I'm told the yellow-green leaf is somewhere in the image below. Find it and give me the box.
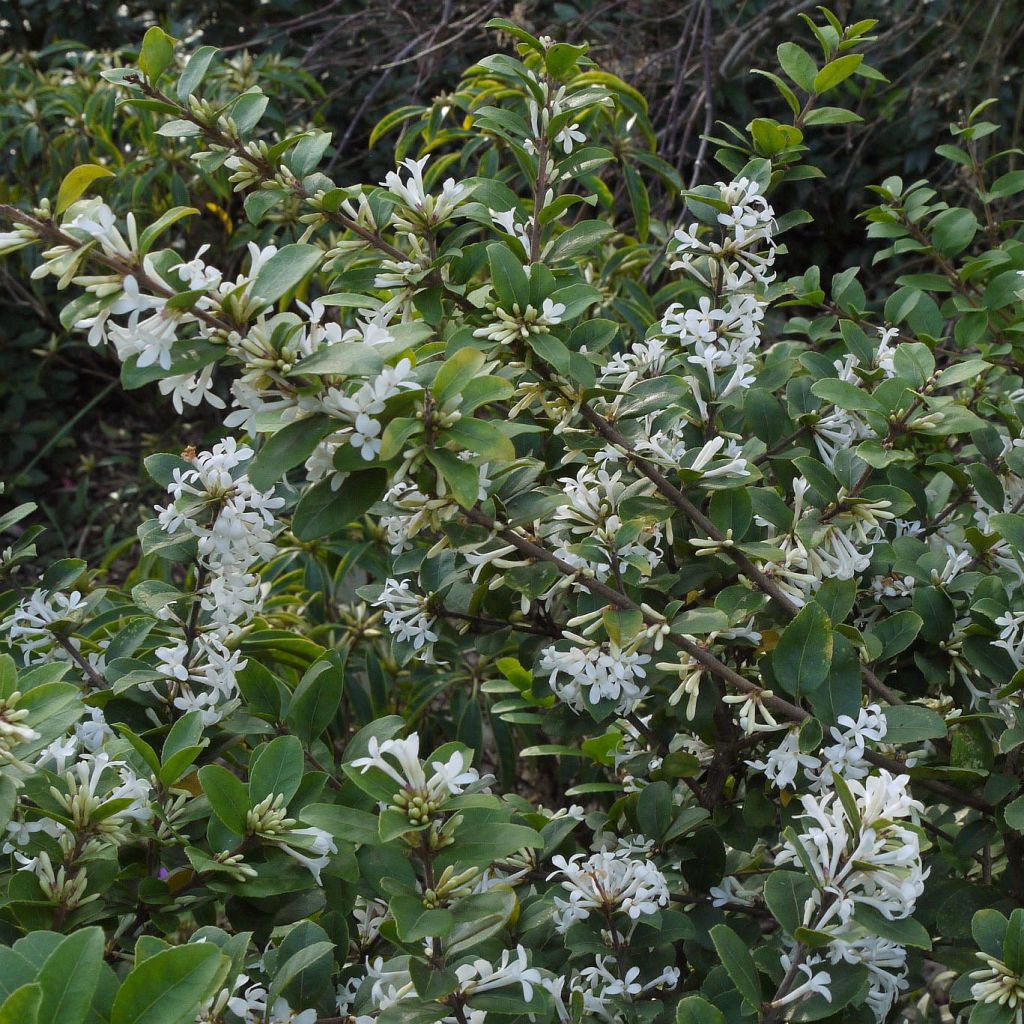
[57,165,115,215]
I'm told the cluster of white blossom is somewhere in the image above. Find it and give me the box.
[545,958,680,1024]
[152,438,283,724]
[545,466,662,583]
[548,848,670,932]
[0,588,91,667]
[372,578,439,662]
[753,476,896,608]
[747,704,889,791]
[343,943,542,1024]
[539,641,651,716]
[7,747,153,906]
[775,770,927,1022]
[196,969,316,1023]
[351,733,481,808]
[309,357,420,481]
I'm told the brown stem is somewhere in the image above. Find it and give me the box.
[0,205,235,336]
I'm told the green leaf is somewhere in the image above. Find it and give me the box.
[446,889,517,955]
[852,904,931,950]
[267,942,335,1007]
[709,924,762,1010]
[812,54,862,93]
[831,773,862,833]
[869,610,922,660]
[434,819,544,870]
[434,347,486,404]
[390,895,454,941]
[248,414,336,491]
[444,419,515,461]
[287,648,346,743]
[773,602,832,697]
[636,780,673,840]
[973,909,1009,957]
[545,42,587,77]
[251,243,322,304]
[135,206,200,255]
[777,42,817,92]
[36,927,104,1024]
[992,513,1024,552]
[176,45,218,100]
[1004,795,1024,832]
[110,944,224,1024]
[813,578,856,625]
[487,243,529,309]
[249,735,304,806]
[929,207,978,257]
[811,377,883,415]
[57,164,115,215]
[969,998,1016,1024]
[802,106,863,125]
[292,469,387,540]
[676,996,725,1024]
[292,342,384,378]
[197,764,249,835]
[0,984,42,1024]
[708,488,753,540]
[138,26,177,82]
[792,963,868,1021]
[881,705,946,743]
[426,449,480,508]
[623,163,650,241]
[764,871,814,937]
[0,502,37,534]
[546,221,614,262]
[301,804,381,846]
[369,104,425,148]
[0,947,32,1004]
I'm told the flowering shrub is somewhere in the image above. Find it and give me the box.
[2,10,1024,1023]
[0,43,323,547]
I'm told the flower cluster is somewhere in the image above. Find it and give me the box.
[776,770,927,1021]
[548,849,670,932]
[539,642,651,716]
[152,438,283,724]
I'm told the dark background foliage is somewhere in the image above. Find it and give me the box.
[2,0,1022,563]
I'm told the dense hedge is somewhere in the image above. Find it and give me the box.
[3,6,1024,1023]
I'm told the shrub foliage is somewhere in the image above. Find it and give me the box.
[2,10,1024,1024]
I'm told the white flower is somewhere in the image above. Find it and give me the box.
[747,729,821,790]
[158,365,225,413]
[547,849,669,931]
[709,875,759,909]
[455,946,542,1003]
[770,955,831,1009]
[723,690,785,735]
[555,123,586,153]
[0,589,89,664]
[540,642,651,716]
[810,704,887,791]
[373,578,439,657]
[381,155,469,230]
[350,732,479,804]
[350,413,382,460]
[775,767,927,1021]
[273,826,337,885]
